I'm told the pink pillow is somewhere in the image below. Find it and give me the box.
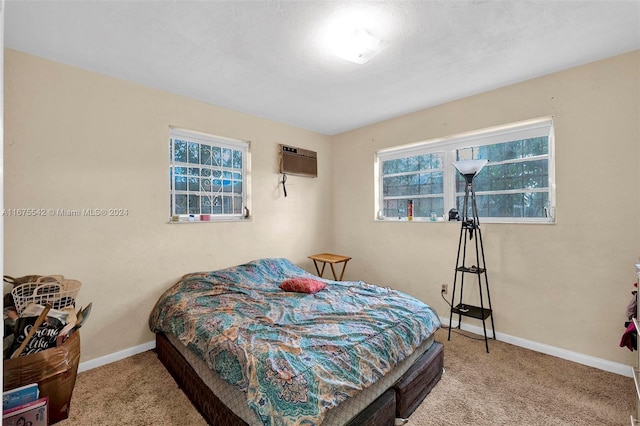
[280,278,326,294]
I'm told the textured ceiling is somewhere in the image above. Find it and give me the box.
[5,1,640,135]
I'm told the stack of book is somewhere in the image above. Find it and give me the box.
[2,383,48,426]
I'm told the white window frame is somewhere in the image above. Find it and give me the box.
[375,117,555,224]
[169,127,250,223]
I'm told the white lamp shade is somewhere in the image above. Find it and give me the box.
[452,159,488,176]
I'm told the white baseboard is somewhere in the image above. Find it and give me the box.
[441,316,633,377]
[79,323,633,378]
[78,340,156,373]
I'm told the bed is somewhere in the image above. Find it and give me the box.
[149,258,443,425]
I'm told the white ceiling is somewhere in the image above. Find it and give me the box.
[5,1,640,135]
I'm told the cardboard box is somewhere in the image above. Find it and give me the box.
[3,332,80,424]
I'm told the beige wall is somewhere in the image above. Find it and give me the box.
[4,49,333,361]
[331,50,640,365]
[4,48,640,368]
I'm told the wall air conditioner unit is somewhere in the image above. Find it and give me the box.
[278,144,317,177]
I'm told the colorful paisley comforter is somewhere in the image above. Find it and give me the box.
[149,258,440,425]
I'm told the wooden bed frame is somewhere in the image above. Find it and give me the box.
[155,332,444,425]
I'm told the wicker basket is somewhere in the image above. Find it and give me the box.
[11,278,81,315]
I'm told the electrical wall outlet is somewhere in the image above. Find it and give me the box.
[441,283,448,294]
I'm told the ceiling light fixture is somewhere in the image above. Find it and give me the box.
[334,28,381,64]
[318,7,386,65]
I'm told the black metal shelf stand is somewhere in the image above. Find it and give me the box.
[447,167,496,353]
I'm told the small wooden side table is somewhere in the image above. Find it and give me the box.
[308,253,352,281]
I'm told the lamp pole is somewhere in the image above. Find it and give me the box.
[448,160,495,352]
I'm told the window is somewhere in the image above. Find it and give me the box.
[169,128,249,222]
[375,117,555,223]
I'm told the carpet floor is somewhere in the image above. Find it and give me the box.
[58,328,635,425]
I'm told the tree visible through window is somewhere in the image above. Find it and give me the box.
[169,128,249,222]
[376,118,554,223]
[458,137,549,219]
[381,153,445,219]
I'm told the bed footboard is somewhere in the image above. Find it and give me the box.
[393,341,444,418]
[345,389,396,426]
[155,332,443,425]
